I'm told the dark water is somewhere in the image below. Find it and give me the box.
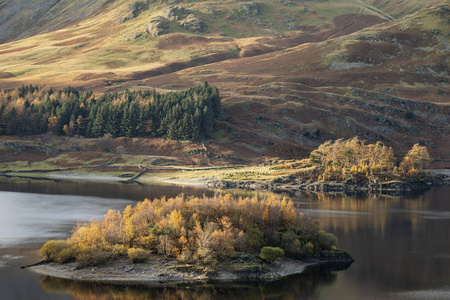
[0,179,449,299]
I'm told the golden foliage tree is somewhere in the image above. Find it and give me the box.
[400,143,432,173]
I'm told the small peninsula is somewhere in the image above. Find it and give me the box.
[28,194,353,284]
[2,136,446,197]
[206,137,444,195]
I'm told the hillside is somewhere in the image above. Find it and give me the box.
[0,0,448,165]
[0,0,113,44]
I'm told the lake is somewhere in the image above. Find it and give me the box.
[0,179,449,299]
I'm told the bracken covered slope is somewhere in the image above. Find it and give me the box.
[129,4,449,162]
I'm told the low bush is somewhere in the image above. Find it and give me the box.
[75,248,111,268]
[39,240,72,262]
[110,244,129,257]
[303,241,314,256]
[55,248,75,263]
[128,248,150,263]
[259,247,284,263]
[318,230,338,250]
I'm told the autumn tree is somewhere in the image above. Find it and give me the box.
[400,143,432,173]
[310,137,397,180]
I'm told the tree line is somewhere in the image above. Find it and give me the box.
[0,83,222,140]
[309,137,432,180]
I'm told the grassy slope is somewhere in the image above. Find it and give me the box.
[0,0,117,43]
[0,0,441,86]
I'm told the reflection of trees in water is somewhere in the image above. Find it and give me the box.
[306,186,450,290]
[39,267,340,300]
[288,191,433,235]
[0,179,214,202]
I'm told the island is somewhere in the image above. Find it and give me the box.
[27,194,353,285]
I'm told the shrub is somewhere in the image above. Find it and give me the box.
[318,231,338,250]
[39,240,71,262]
[281,230,301,256]
[404,111,414,120]
[304,241,314,256]
[110,244,128,257]
[55,248,75,263]
[128,248,150,263]
[75,248,111,268]
[259,247,284,263]
[246,226,264,250]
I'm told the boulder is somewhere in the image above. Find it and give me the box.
[162,6,191,21]
[148,17,170,36]
[239,2,261,16]
[119,1,150,23]
[179,14,205,33]
[158,0,180,4]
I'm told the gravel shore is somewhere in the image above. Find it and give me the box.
[29,258,314,286]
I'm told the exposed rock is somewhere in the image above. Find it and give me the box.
[148,17,170,36]
[206,175,446,196]
[299,180,433,195]
[179,14,205,33]
[239,2,261,16]
[162,6,191,21]
[119,1,150,23]
[330,61,375,70]
[158,0,180,4]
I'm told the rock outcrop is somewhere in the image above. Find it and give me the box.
[148,17,170,36]
[206,176,446,196]
[162,6,191,21]
[179,14,205,33]
[239,2,261,16]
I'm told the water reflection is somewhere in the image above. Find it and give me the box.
[290,190,449,236]
[0,178,215,201]
[38,266,340,300]
[293,187,450,294]
[1,179,449,299]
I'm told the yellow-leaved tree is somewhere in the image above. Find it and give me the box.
[400,144,432,173]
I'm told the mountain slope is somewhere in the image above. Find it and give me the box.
[0,0,395,89]
[0,0,115,43]
[127,4,449,162]
[0,0,448,163]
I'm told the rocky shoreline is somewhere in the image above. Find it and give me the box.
[2,167,448,196]
[206,171,449,196]
[28,252,353,287]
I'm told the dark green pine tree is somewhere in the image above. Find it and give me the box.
[121,103,138,137]
[55,101,73,135]
[104,104,121,137]
[85,105,98,137]
[210,85,222,119]
[0,106,5,135]
[202,106,215,138]
[92,106,107,137]
[192,107,202,140]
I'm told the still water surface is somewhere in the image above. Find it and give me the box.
[0,179,449,299]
